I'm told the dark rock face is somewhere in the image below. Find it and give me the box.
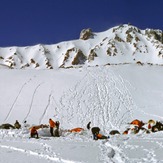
[145,29,163,43]
[72,49,86,65]
[88,49,97,62]
[60,48,86,68]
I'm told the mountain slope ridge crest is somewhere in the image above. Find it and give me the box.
[0,24,163,69]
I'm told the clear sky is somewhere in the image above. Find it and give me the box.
[0,0,163,47]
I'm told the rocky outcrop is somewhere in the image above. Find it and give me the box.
[115,35,124,42]
[88,49,97,62]
[60,48,86,67]
[126,33,133,42]
[79,28,94,40]
[63,48,75,63]
[72,49,86,65]
[145,29,163,43]
[1,24,163,69]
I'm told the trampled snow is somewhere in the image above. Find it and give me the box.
[1,24,163,162]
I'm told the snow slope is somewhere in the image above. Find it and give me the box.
[1,65,163,162]
[1,24,163,162]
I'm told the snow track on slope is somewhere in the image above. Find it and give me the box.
[108,133,163,163]
[58,67,135,131]
[2,67,135,131]
[39,93,52,124]
[0,130,103,163]
[4,78,32,122]
[0,143,78,163]
[23,83,44,121]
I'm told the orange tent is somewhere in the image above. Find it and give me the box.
[130,119,144,128]
[69,128,84,132]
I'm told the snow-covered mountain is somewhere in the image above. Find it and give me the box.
[1,25,163,163]
[1,24,163,69]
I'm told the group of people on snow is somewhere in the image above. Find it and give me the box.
[0,118,163,140]
[0,119,108,140]
[110,119,163,136]
[29,120,109,140]
[30,119,60,138]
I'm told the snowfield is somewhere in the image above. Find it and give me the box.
[1,64,163,162]
[1,24,163,163]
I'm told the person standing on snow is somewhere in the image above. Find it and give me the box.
[14,120,21,129]
[49,118,56,136]
[54,121,60,137]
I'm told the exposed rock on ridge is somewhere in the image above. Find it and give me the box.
[0,24,163,69]
[79,28,94,40]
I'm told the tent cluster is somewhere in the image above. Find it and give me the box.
[109,119,163,136]
[122,119,163,135]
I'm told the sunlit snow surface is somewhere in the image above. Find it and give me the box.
[0,65,163,162]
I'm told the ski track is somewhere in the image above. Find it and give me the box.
[4,78,32,122]
[88,69,134,130]
[57,67,135,133]
[51,96,61,118]
[1,67,141,162]
[54,67,138,162]
[39,93,52,124]
[0,141,79,163]
[106,133,163,163]
[1,132,163,163]
[0,128,121,163]
[138,108,163,120]
[59,72,90,127]
[24,83,44,121]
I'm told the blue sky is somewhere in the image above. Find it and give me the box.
[0,0,163,47]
